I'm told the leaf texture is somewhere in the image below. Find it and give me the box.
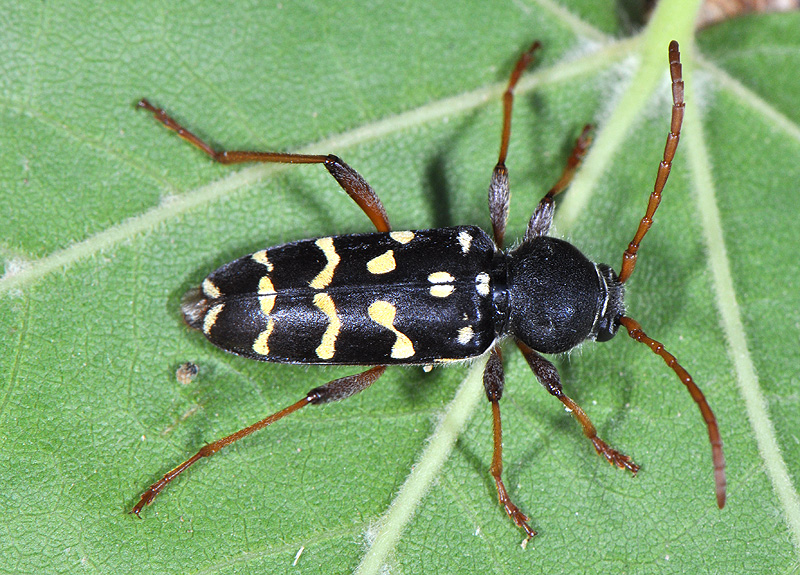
[1,2,799,573]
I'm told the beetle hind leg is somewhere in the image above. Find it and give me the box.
[137,99,391,232]
[131,366,387,516]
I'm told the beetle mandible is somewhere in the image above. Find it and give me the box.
[132,41,726,540]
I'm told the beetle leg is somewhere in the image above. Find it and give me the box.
[137,99,391,232]
[524,125,592,240]
[516,342,639,474]
[483,347,537,541]
[488,41,541,249]
[131,365,386,516]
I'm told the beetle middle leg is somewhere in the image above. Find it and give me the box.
[488,42,594,249]
[488,41,541,249]
[137,99,391,232]
[483,347,537,540]
[131,365,386,515]
[517,342,640,474]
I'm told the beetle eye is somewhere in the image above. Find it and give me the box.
[593,263,624,343]
[595,314,620,342]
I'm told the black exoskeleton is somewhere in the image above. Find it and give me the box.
[132,41,725,542]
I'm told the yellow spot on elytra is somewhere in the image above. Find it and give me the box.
[252,320,274,355]
[202,279,221,299]
[367,250,396,275]
[313,293,340,360]
[309,237,340,289]
[257,276,276,314]
[429,284,454,298]
[457,231,472,254]
[203,303,225,335]
[368,300,414,359]
[428,271,454,284]
[457,326,474,344]
[259,294,276,315]
[428,271,455,297]
[390,231,415,244]
[475,272,490,296]
[252,250,273,270]
[258,276,276,295]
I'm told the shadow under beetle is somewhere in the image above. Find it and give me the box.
[132,41,726,540]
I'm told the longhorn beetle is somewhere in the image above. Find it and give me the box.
[132,41,726,540]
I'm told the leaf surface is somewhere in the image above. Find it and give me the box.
[2,2,799,573]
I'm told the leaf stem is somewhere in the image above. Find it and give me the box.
[557,0,703,232]
[355,355,488,575]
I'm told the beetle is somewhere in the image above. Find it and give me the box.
[131,41,726,540]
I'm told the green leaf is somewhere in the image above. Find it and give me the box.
[2,2,799,573]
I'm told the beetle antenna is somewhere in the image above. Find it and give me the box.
[618,316,726,508]
[618,41,684,284]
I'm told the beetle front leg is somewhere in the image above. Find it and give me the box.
[524,125,592,240]
[484,347,537,541]
[516,342,639,474]
[137,99,391,232]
